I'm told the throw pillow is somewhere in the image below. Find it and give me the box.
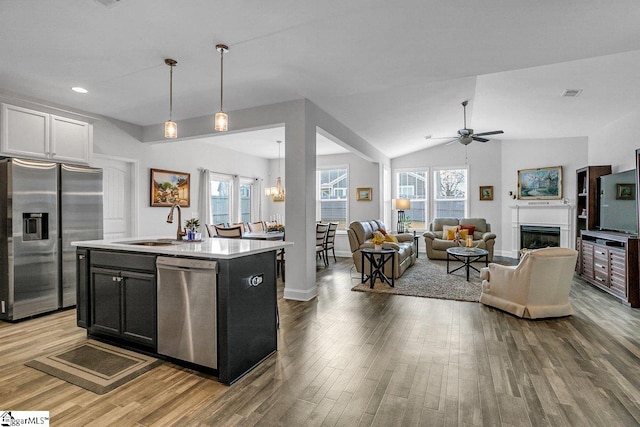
[460,224,476,236]
[384,234,398,243]
[442,225,459,240]
[444,226,468,240]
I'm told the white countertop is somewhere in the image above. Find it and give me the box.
[72,236,293,260]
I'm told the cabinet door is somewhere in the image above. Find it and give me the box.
[581,241,595,280]
[76,249,90,328]
[121,271,156,347]
[1,104,49,159]
[609,249,627,297]
[50,115,91,164]
[90,267,122,337]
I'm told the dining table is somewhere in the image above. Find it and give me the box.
[243,231,285,241]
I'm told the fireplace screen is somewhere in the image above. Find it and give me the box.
[520,225,560,250]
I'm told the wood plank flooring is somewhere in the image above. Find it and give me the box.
[2,258,640,426]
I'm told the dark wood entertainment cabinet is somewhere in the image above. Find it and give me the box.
[578,229,639,307]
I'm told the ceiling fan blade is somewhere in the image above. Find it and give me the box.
[472,136,490,143]
[474,130,503,137]
[428,136,458,139]
[444,138,459,145]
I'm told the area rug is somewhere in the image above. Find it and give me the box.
[351,258,492,302]
[25,340,161,394]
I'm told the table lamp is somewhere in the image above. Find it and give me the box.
[394,198,411,233]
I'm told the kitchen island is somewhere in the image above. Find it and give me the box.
[73,236,292,385]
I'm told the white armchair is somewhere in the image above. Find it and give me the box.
[479,247,578,319]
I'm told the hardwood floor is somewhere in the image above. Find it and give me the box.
[2,258,640,426]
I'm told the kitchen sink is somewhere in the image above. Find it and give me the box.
[117,239,185,246]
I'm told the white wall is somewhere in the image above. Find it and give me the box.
[392,139,502,235]
[92,120,269,237]
[589,108,640,172]
[500,137,588,254]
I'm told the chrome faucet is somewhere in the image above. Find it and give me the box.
[166,203,186,241]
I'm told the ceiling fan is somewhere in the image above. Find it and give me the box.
[428,100,504,146]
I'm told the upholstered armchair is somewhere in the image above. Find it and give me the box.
[479,247,578,319]
[423,217,496,261]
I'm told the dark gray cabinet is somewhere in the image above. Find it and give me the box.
[88,251,157,348]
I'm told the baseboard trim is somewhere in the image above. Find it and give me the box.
[283,287,318,301]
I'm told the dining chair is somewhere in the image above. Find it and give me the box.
[229,222,246,234]
[315,222,330,266]
[206,223,227,237]
[323,222,339,263]
[248,221,265,232]
[214,225,243,238]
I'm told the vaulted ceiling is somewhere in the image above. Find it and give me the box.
[2,0,639,159]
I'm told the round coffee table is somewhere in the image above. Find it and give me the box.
[446,247,489,281]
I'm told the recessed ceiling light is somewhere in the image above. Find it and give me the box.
[72,87,88,94]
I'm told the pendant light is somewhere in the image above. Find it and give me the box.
[164,58,178,139]
[215,43,229,132]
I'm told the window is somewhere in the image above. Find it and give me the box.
[210,174,233,224]
[239,179,253,223]
[396,170,427,229]
[433,167,467,218]
[317,167,348,228]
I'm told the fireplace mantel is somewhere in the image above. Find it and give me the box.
[509,203,575,257]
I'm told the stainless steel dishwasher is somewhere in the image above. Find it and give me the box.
[156,257,218,369]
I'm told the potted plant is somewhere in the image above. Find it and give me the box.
[184,218,201,240]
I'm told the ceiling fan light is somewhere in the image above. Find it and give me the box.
[164,120,177,139]
[214,112,228,132]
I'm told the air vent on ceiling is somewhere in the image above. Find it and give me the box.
[94,0,123,7]
[562,89,582,97]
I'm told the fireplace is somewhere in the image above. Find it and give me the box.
[520,225,560,250]
[510,204,573,257]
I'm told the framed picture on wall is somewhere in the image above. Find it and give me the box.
[150,168,190,207]
[517,166,562,200]
[616,183,635,200]
[356,187,372,201]
[479,186,494,201]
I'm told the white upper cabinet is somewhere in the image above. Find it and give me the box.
[1,103,92,164]
[50,115,92,163]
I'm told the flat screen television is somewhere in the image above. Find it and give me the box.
[599,169,638,235]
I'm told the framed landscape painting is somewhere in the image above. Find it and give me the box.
[479,186,494,201]
[356,187,372,201]
[518,166,562,200]
[150,168,190,207]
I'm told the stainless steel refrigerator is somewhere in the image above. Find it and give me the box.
[0,158,103,321]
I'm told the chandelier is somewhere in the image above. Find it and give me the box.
[265,140,285,201]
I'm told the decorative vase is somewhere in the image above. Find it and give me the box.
[374,244,382,251]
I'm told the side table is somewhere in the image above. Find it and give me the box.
[361,248,395,288]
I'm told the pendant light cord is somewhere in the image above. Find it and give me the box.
[169,64,174,120]
[219,50,224,111]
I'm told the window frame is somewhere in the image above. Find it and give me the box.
[316,165,349,228]
[431,166,469,219]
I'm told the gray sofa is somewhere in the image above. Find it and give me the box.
[423,217,496,261]
[347,220,416,279]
